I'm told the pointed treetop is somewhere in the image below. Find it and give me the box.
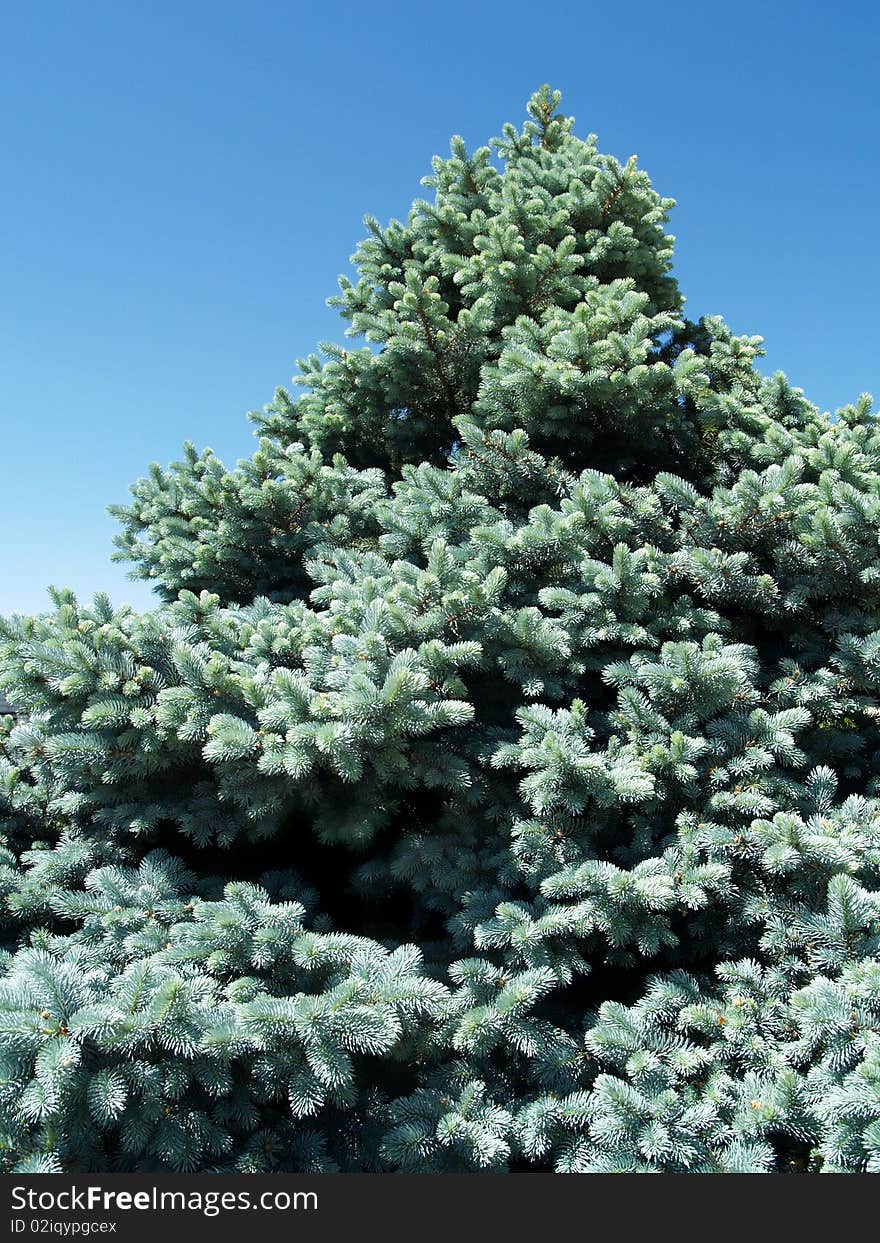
[524,84,573,150]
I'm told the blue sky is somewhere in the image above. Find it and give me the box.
[3,0,878,615]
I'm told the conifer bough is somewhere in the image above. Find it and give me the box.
[2,87,880,1174]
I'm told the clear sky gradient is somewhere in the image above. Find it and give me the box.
[3,0,878,615]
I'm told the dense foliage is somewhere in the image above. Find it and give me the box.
[2,88,880,1173]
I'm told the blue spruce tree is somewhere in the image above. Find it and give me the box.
[2,87,879,1173]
